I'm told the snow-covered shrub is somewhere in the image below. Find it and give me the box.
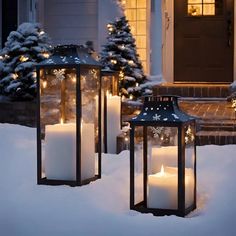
[0,23,51,100]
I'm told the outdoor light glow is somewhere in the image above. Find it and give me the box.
[39,31,45,35]
[136,83,139,87]
[129,95,133,100]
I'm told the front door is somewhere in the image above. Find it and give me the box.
[174,0,234,83]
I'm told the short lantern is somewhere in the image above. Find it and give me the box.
[129,96,196,217]
[101,69,121,153]
[36,45,102,186]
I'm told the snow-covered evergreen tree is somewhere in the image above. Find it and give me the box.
[0,23,51,100]
[100,16,152,99]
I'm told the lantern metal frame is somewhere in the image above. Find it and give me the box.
[101,69,120,153]
[129,96,196,217]
[36,45,102,186]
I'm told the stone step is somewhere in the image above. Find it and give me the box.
[196,131,236,145]
[153,83,231,98]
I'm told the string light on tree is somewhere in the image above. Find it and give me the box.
[111,59,117,65]
[0,22,51,100]
[100,16,152,99]
[20,55,29,62]
[39,30,45,35]
[42,52,50,59]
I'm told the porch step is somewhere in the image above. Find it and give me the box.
[196,131,236,145]
[153,83,231,98]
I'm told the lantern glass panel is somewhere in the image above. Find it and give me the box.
[184,124,195,208]
[102,75,119,96]
[80,67,100,179]
[40,67,77,181]
[147,126,179,210]
[134,126,144,205]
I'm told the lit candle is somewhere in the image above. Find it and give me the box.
[80,122,95,180]
[106,92,121,153]
[45,121,76,180]
[44,120,95,181]
[147,166,194,209]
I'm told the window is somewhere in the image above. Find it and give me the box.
[123,0,149,73]
[187,0,223,16]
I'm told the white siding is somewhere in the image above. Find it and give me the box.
[98,0,122,53]
[150,0,162,76]
[43,0,98,49]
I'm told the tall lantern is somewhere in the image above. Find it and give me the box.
[129,96,196,217]
[101,69,121,153]
[36,45,102,186]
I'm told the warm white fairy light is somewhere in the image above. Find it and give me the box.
[0,55,3,60]
[39,30,45,35]
[20,55,29,62]
[129,94,133,100]
[136,83,139,87]
[128,60,134,66]
[111,59,117,65]
[119,70,124,80]
[12,73,18,80]
[42,52,50,58]
[107,23,114,33]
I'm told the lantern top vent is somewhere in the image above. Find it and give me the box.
[129,96,196,124]
[37,44,101,67]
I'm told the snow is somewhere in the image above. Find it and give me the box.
[0,123,236,236]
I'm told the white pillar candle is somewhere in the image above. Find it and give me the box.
[45,123,76,180]
[151,146,177,173]
[107,93,121,154]
[44,122,95,181]
[81,122,95,181]
[147,166,194,209]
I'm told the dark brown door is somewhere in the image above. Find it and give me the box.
[174,0,234,83]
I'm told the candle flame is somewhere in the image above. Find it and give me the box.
[160,165,165,176]
[60,118,63,124]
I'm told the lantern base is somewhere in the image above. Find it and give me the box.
[131,201,196,217]
[37,175,101,187]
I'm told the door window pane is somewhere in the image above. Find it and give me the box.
[187,0,222,16]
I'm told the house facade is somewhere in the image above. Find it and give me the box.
[0,0,235,84]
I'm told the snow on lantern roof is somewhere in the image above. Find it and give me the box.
[129,96,196,124]
[37,44,101,67]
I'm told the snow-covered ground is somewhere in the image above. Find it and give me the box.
[0,123,235,236]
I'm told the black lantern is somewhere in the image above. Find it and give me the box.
[101,69,121,153]
[129,96,196,217]
[36,45,102,186]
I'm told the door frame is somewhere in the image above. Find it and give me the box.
[162,0,236,83]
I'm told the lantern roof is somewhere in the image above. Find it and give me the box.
[129,96,196,124]
[37,44,101,67]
